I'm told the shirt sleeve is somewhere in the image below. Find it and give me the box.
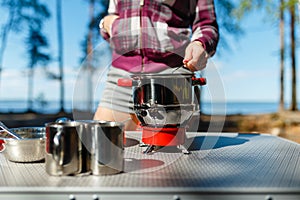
[190,0,219,56]
[108,0,118,14]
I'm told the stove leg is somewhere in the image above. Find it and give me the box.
[139,142,148,147]
[178,145,191,155]
[143,145,156,154]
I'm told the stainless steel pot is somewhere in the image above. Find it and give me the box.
[1,127,46,163]
[118,73,206,127]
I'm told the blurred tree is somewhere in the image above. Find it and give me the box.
[1,0,51,112]
[289,0,297,111]
[0,0,29,92]
[79,0,109,112]
[52,0,65,112]
[234,0,299,112]
[24,0,51,112]
[279,0,285,112]
[56,0,65,113]
[195,0,244,113]
[214,0,244,52]
[86,0,96,112]
[80,0,109,64]
[26,29,50,112]
[40,0,66,113]
[35,92,48,111]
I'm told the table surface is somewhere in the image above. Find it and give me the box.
[0,132,300,199]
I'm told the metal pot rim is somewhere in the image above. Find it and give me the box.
[11,127,45,131]
[4,137,45,143]
[9,127,46,140]
[76,120,124,128]
[45,121,83,127]
[130,73,194,79]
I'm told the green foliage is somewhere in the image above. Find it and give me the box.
[214,0,243,52]
[1,0,28,33]
[216,0,243,34]
[234,0,299,24]
[26,28,50,67]
[19,0,51,68]
[1,0,51,32]
[1,0,51,67]
[79,0,109,64]
[22,0,51,30]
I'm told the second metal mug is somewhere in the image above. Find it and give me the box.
[81,120,124,175]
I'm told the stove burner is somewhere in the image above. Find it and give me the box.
[141,126,186,146]
[139,126,190,154]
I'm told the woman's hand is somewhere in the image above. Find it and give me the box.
[183,41,208,71]
[102,14,119,36]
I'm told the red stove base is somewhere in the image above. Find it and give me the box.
[0,140,4,152]
[141,127,185,146]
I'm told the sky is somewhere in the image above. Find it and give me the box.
[0,0,299,107]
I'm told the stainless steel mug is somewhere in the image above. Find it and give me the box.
[82,120,124,175]
[45,121,91,176]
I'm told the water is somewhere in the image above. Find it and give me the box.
[0,100,74,114]
[0,100,292,115]
[201,102,283,115]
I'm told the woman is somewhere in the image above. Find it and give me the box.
[94,0,219,130]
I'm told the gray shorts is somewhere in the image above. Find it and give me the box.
[98,66,192,114]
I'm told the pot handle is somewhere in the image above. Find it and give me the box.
[117,78,139,87]
[0,139,4,152]
[53,130,64,166]
[117,78,133,87]
[192,77,206,86]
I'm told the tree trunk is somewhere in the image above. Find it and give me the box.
[56,0,65,112]
[279,0,285,112]
[87,0,95,112]
[27,66,34,112]
[0,9,16,93]
[289,3,297,111]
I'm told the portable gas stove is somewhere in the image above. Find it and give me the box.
[118,71,206,154]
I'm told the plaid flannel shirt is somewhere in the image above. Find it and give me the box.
[100,0,219,73]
